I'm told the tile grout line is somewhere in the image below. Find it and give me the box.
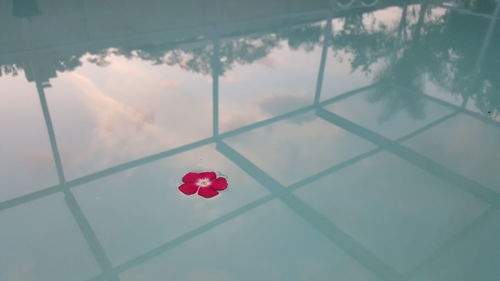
[79,100,477,280]
[398,85,500,128]
[64,190,122,281]
[35,69,122,281]
[85,144,383,280]
[0,84,375,211]
[215,141,402,281]
[316,108,500,205]
[402,205,498,280]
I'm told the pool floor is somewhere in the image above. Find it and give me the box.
[1,0,500,280]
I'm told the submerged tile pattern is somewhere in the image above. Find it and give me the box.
[1,1,500,281]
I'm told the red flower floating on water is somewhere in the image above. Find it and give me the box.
[178,172,228,198]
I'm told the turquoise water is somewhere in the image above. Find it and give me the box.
[1,0,500,280]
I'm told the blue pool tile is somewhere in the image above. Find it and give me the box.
[404,114,500,193]
[294,151,488,273]
[120,200,378,281]
[0,194,100,281]
[72,145,269,266]
[325,87,455,140]
[223,112,376,186]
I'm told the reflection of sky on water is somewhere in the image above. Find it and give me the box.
[72,145,269,265]
[295,151,487,273]
[224,112,376,186]
[404,114,500,192]
[220,45,321,132]
[120,200,379,281]
[0,74,58,200]
[0,194,100,281]
[45,53,213,179]
[1,1,500,281]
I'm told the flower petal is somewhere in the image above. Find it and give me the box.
[178,183,199,195]
[198,187,219,198]
[211,177,228,191]
[182,172,201,183]
[199,172,216,180]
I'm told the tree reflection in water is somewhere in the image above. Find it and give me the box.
[1,1,498,119]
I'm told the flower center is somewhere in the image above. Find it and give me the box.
[197,178,211,187]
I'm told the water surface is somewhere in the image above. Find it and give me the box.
[1,0,500,280]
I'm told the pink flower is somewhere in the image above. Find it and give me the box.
[178,172,228,198]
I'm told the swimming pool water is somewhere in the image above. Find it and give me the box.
[1,0,500,280]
